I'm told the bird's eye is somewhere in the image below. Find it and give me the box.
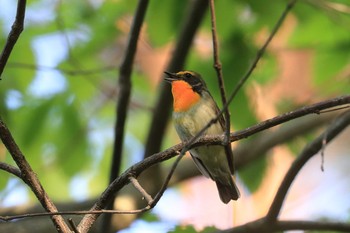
[184,72,192,78]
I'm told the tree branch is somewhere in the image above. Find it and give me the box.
[0,0,26,78]
[6,62,115,76]
[218,110,350,233]
[101,0,150,232]
[0,162,21,178]
[0,119,70,232]
[209,0,231,144]
[226,0,298,105]
[176,0,299,153]
[234,112,337,169]
[219,219,350,233]
[266,109,350,221]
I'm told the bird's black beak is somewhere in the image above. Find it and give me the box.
[164,71,179,83]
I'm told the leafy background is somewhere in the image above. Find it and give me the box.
[0,0,350,232]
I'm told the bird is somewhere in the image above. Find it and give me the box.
[164,70,240,203]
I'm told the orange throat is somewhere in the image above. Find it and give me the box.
[171,80,200,112]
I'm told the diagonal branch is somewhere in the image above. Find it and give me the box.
[0,162,21,178]
[0,119,70,232]
[226,0,298,104]
[219,219,350,233]
[0,0,27,79]
[181,0,299,152]
[218,110,350,233]
[266,109,350,221]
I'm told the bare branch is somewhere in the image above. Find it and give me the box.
[178,0,299,154]
[6,62,115,76]
[0,0,26,78]
[266,110,350,221]
[209,0,231,144]
[68,218,79,233]
[219,219,350,233]
[0,119,70,232]
[129,176,153,204]
[230,96,350,142]
[234,112,337,169]
[0,162,21,178]
[226,0,298,105]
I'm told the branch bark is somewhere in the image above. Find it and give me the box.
[219,109,350,233]
[209,0,231,144]
[0,119,70,232]
[219,219,350,233]
[0,0,26,78]
[266,109,350,221]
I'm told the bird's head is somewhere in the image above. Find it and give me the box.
[164,70,207,95]
[164,71,208,112]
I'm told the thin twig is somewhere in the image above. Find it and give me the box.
[129,176,153,204]
[149,150,183,208]
[209,0,231,145]
[226,0,298,105]
[0,162,21,178]
[68,218,80,233]
[6,62,115,76]
[266,110,350,222]
[180,0,299,151]
[0,208,150,222]
[0,0,27,78]
[321,133,327,171]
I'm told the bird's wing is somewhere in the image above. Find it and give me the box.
[212,98,235,175]
[190,152,213,179]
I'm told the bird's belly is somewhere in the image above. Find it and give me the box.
[173,102,223,141]
[173,101,231,181]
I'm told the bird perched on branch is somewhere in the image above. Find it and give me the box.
[164,70,240,203]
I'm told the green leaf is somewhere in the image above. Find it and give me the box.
[147,0,187,46]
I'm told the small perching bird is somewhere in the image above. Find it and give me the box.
[164,70,240,203]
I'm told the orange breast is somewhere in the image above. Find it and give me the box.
[171,80,200,112]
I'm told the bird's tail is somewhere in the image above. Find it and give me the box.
[215,178,240,204]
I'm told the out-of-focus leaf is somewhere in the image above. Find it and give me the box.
[147,1,187,46]
[169,225,197,233]
[239,153,267,192]
[140,212,159,222]
[0,171,10,190]
[169,225,218,233]
[314,45,350,95]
